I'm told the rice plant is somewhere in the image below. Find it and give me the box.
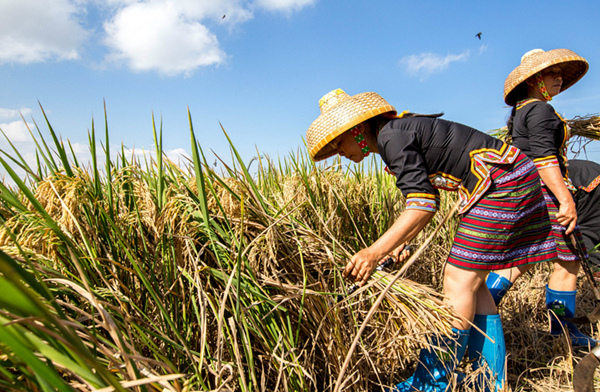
[0,106,460,391]
[0,106,597,391]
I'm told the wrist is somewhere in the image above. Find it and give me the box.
[556,195,574,206]
[366,245,386,263]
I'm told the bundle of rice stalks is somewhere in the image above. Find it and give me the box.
[568,113,600,140]
[6,106,598,391]
[490,114,600,143]
[0,109,463,392]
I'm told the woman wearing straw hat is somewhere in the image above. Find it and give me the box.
[306,88,557,392]
[484,48,597,347]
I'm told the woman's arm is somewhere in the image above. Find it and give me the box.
[343,209,435,286]
[538,166,577,234]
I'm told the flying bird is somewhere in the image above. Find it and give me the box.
[222,14,226,19]
[476,32,482,40]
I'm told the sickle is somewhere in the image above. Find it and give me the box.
[574,344,600,392]
[569,233,600,392]
[336,246,414,303]
[563,233,600,324]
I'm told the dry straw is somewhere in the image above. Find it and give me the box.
[568,114,600,140]
[2,106,598,391]
[491,114,600,148]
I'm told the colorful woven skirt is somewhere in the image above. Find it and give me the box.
[541,186,588,262]
[447,153,557,270]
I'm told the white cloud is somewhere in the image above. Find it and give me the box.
[0,108,33,120]
[401,50,470,78]
[103,2,228,76]
[69,142,91,154]
[0,0,314,73]
[121,146,190,160]
[100,0,314,75]
[0,0,88,64]
[166,148,191,162]
[0,121,33,142]
[254,0,316,12]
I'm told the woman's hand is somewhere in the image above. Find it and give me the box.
[343,248,379,287]
[556,198,577,235]
[344,209,434,287]
[390,243,412,264]
[538,166,578,235]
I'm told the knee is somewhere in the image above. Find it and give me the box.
[443,267,484,298]
[554,259,580,275]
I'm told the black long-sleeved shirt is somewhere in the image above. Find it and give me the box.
[511,99,575,190]
[378,116,518,214]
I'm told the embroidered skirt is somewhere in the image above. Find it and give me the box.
[541,186,588,262]
[447,153,557,270]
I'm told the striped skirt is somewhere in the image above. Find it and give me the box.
[447,153,557,270]
[541,186,588,262]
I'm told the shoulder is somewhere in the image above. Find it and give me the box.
[520,101,561,124]
[379,117,427,138]
[387,116,434,128]
[531,101,558,116]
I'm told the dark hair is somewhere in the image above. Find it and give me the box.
[507,82,529,137]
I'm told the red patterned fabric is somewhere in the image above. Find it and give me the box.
[541,187,588,262]
[447,153,557,270]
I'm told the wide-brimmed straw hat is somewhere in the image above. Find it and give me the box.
[504,48,588,106]
[306,89,396,161]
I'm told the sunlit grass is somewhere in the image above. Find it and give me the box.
[0,106,459,391]
[0,106,596,391]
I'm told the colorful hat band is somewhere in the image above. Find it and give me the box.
[535,72,552,102]
[350,126,370,157]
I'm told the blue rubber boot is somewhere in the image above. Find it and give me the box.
[486,272,512,306]
[546,285,598,346]
[467,314,506,392]
[390,328,469,392]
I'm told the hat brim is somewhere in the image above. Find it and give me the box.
[504,50,588,106]
[306,92,396,161]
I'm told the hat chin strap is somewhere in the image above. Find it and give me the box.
[350,125,370,157]
[535,72,552,102]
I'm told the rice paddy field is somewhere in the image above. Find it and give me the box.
[0,109,599,391]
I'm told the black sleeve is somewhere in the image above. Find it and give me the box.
[525,103,563,160]
[379,128,436,197]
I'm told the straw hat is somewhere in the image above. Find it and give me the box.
[504,48,588,106]
[306,89,396,161]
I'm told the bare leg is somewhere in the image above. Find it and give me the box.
[395,263,483,390]
[475,282,497,315]
[443,264,493,330]
[493,263,534,283]
[548,259,579,291]
[495,258,578,292]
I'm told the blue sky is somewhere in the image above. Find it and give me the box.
[1,0,600,178]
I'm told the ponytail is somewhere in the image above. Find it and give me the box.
[506,106,517,144]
